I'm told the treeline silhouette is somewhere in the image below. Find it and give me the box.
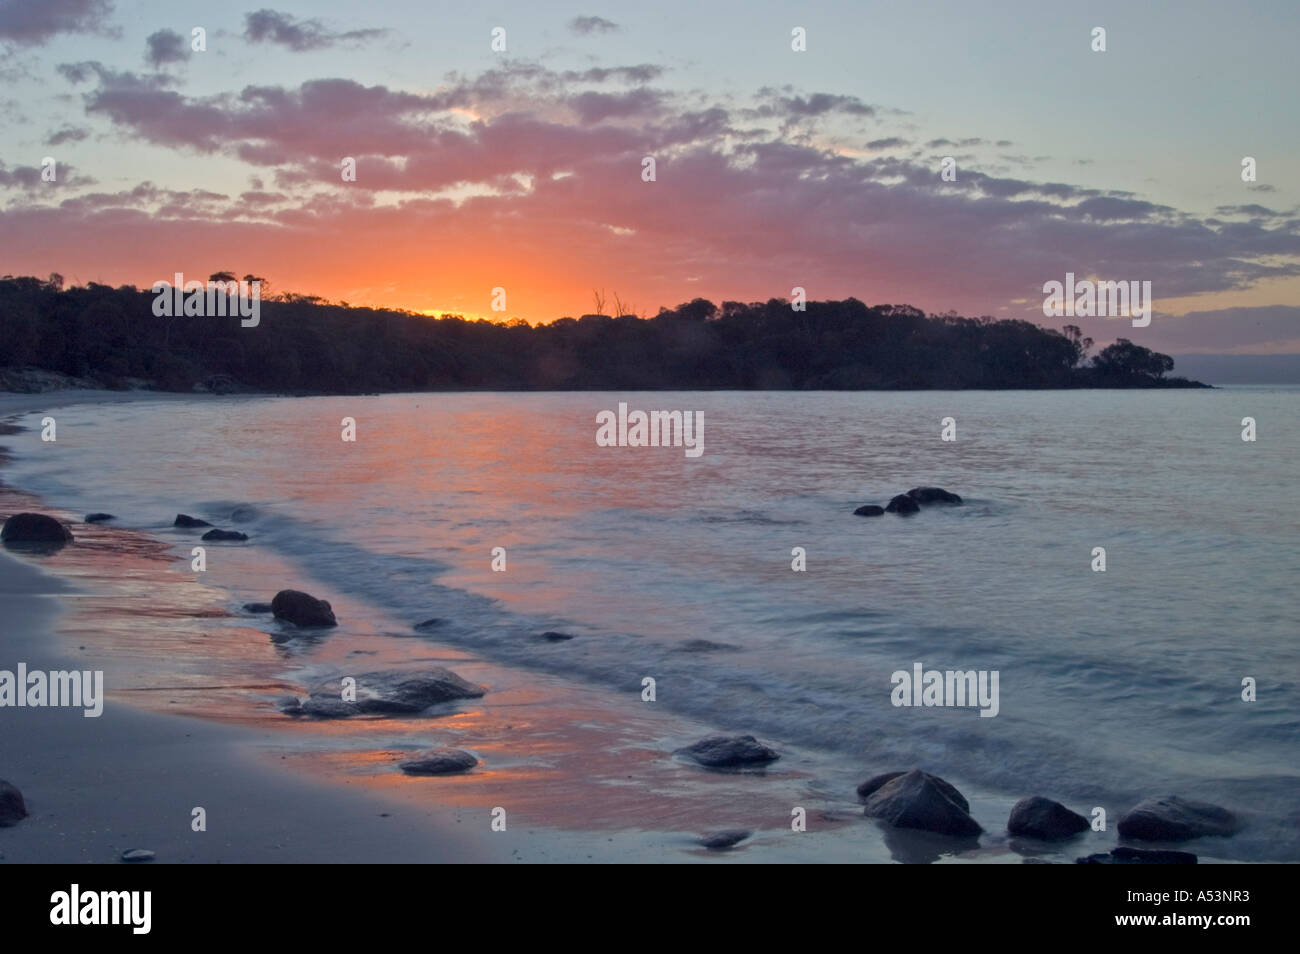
[0,275,1206,393]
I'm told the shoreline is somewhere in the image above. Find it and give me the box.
[0,390,1265,864]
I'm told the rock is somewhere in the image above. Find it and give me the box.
[679,735,779,768]
[1117,796,1239,841]
[271,589,337,627]
[698,830,750,850]
[885,494,920,515]
[0,779,27,826]
[862,769,982,836]
[906,487,963,505]
[2,512,73,544]
[173,514,211,528]
[84,513,115,523]
[678,639,740,653]
[1077,846,1197,865]
[398,748,478,775]
[295,668,486,718]
[244,602,273,613]
[230,506,257,523]
[1008,795,1089,840]
[120,848,155,863]
[413,618,444,631]
[538,631,575,641]
[202,529,248,541]
[853,504,885,516]
[857,770,970,813]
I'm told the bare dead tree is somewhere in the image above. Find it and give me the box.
[592,288,607,316]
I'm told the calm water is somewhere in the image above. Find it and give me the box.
[7,389,1299,859]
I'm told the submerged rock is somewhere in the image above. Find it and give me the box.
[538,631,575,642]
[173,514,211,528]
[202,529,248,542]
[413,618,444,631]
[853,504,885,517]
[398,748,478,775]
[120,848,155,863]
[1077,846,1197,864]
[2,512,73,544]
[1008,795,1090,840]
[906,487,963,505]
[294,668,486,719]
[885,494,920,515]
[862,769,981,836]
[678,639,740,653]
[679,735,779,768]
[84,513,115,523]
[244,602,273,613]
[698,830,751,850]
[1117,796,1239,841]
[0,779,27,826]
[271,589,337,627]
[857,770,970,813]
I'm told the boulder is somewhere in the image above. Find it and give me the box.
[1117,796,1239,841]
[202,529,248,542]
[2,512,72,544]
[679,735,779,768]
[294,668,486,719]
[1077,846,1197,864]
[862,769,981,836]
[1008,795,1090,840]
[698,830,750,850]
[271,589,337,627]
[857,770,970,813]
[907,487,963,505]
[398,748,478,775]
[173,514,211,528]
[84,513,115,523]
[885,494,920,515]
[0,779,27,826]
[853,504,885,517]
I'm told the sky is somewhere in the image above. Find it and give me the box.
[1,0,1298,352]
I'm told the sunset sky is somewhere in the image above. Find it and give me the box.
[2,0,1298,351]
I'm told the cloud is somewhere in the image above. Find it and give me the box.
[569,16,618,35]
[46,124,88,145]
[0,0,114,46]
[144,29,187,68]
[243,9,385,51]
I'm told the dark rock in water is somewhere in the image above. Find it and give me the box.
[294,668,486,718]
[1008,795,1090,840]
[230,506,257,523]
[0,779,27,826]
[906,487,963,505]
[1077,846,1197,865]
[885,494,920,515]
[173,514,211,528]
[862,769,981,836]
[244,602,273,613]
[538,631,575,642]
[271,589,337,627]
[679,735,779,768]
[853,504,885,517]
[698,830,750,850]
[678,639,740,653]
[120,848,155,863]
[84,513,115,524]
[857,770,970,813]
[398,748,478,775]
[202,529,248,542]
[2,512,73,544]
[413,618,444,631]
[1117,796,1239,841]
